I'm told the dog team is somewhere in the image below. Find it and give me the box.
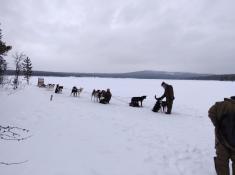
[91,89,112,104]
[50,81,175,114]
[38,78,235,174]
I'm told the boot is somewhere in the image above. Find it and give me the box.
[214,156,230,175]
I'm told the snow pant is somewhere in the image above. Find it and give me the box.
[214,142,235,175]
[166,100,173,114]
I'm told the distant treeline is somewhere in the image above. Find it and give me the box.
[193,74,235,81]
[5,70,235,81]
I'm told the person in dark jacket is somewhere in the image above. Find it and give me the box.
[208,96,235,175]
[105,89,112,103]
[156,82,174,114]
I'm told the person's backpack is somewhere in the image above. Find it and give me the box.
[217,112,235,150]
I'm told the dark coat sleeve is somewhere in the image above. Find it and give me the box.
[159,85,174,100]
[208,103,219,127]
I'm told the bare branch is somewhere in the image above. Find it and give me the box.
[0,160,29,166]
[0,135,32,141]
[0,125,31,141]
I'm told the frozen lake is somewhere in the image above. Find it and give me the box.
[0,77,234,175]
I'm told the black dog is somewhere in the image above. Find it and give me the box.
[152,96,167,112]
[55,84,63,93]
[152,99,161,112]
[71,86,78,96]
[129,96,147,107]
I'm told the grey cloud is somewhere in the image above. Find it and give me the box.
[0,0,235,73]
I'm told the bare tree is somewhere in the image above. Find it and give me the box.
[22,57,33,85]
[12,52,25,89]
[0,58,7,84]
[0,125,31,141]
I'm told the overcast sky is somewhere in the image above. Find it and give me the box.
[0,0,235,74]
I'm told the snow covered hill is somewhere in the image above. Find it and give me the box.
[0,77,234,175]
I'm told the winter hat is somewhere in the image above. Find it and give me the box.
[231,96,235,100]
[161,82,166,86]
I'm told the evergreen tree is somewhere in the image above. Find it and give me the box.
[0,26,12,84]
[22,57,33,84]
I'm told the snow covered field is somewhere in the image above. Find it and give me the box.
[0,77,234,175]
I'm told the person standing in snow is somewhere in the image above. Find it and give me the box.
[156,82,174,114]
[208,96,235,175]
[105,89,112,103]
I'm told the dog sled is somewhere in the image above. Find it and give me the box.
[37,78,45,87]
